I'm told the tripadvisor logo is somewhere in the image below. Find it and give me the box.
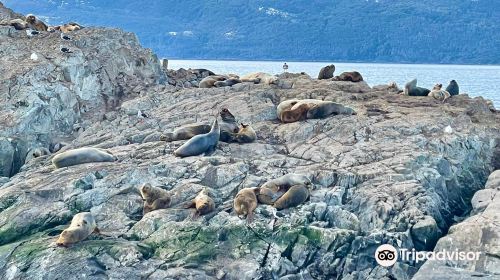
[374,244,482,267]
[375,244,398,267]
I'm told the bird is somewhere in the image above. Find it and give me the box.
[25,29,40,37]
[60,47,73,53]
[60,33,71,40]
[137,110,149,119]
[30,53,38,61]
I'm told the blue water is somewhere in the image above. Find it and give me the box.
[169,60,500,107]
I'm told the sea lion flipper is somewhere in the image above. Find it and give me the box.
[204,145,217,156]
[183,201,196,209]
[93,227,101,234]
[246,212,254,224]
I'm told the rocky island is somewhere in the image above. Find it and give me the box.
[1,3,499,280]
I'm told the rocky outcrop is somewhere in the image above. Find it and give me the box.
[0,14,167,176]
[413,170,500,280]
[1,67,499,279]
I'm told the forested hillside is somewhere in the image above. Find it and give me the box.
[3,0,499,64]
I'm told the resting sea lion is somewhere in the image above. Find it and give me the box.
[273,184,310,210]
[185,189,216,216]
[445,80,459,96]
[306,101,356,119]
[140,183,171,215]
[214,78,242,87]
[174,115,220,157]
[60,23,81,33]
[25,14,48,31]
[333,71,363,82]
[229,123,257,143]
[318,64,335,80]
[258,174,311,205]
[240,72,278,85]
[428,83,451,102]
[25,147,51,163]
[279,103,309,123]
[172,124,211,141]
[56,212,98,247]
[403,79,430,96]
[0,19,29,30]
[233,187,260,223]
[52,147,116,168]
[199,75,228,88]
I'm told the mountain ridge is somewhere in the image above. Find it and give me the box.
[2,0,500,64]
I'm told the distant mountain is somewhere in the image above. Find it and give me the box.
[3,0,499,64]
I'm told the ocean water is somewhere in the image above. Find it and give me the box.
[168,60,500,107]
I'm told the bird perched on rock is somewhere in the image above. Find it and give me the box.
[60,47,73,53]
[26,29,40,37]
[60,33,71,40]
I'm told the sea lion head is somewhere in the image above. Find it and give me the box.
[56,229,78,247]
[220,108,236,122]
[140,183,152,200]
[433,83,442,90]
[26,14,36,24]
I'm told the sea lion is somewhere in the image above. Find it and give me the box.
[172,124,211,141]
[140,183,171,215]
[199,75,228,88]
[233,187,260,223]
[273,184,310,210]
[445,80,459,96]
[219,108,239,142]
[60,24,81,33]
[174,115,220,157]
[257,174,311,205]
[185,189,216,216]
[214,78,242,87]
[25,147,51,163]
[56,212,98,247]
[229,123,257,143]
[279,103,309,123]
[306,101,356,119]
[276,100,299,118]
[428,83,451,102]
[240,72,279,85]
[318,64,335,80]
[47,25,61,32]
[52,147,116,168]
[25,14,48,31]
[0,19,29,30]
[403,79,430,96]
[333,71,363,82]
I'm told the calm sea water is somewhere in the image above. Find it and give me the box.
[169,60,500,107]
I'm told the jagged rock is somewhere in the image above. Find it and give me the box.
[413,170,500,280]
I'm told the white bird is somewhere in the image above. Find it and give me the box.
[30,53,38,61]
[444,125,453,134]
[60,33,71,40]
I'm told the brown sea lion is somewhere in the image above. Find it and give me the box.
[279,103,309,123]
[199,75,228,88]
[428,83,451,102]
[333,71,363,82]
[172,124,212,141]
[25,14,48,31]
[318,64,335,80]
[185,189,216,217]
[240,72,278,85]
[56,212,98,247]
[140,183,172,215]
[273,184,310,210]
[233,187,260,223]
[257,174,311,205]
[229,123,257,143]
[0,18,29,30]
[60,23,82,33]
[174,115,220,157]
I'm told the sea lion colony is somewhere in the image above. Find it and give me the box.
[0,14,473,245]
